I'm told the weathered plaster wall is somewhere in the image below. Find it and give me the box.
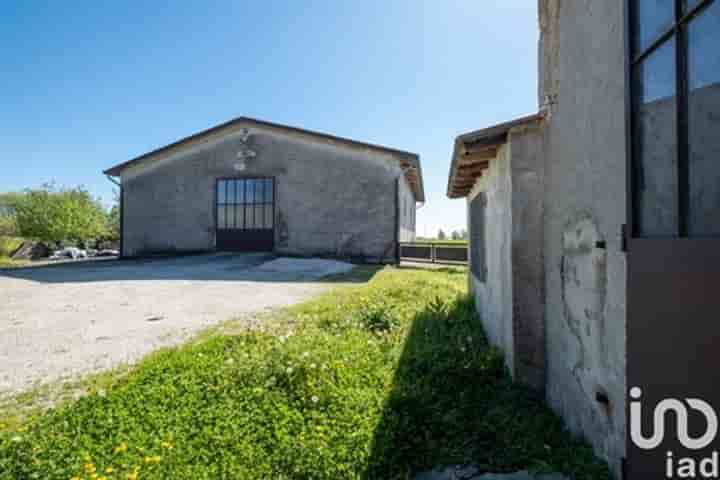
[121,127,409,262]
[539,0,627,472]
[508,124,546,391]
[398,173,416,242]
[468,144,514,374]
[468,126,546,390]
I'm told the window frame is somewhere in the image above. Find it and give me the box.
[469,192,487,282]
[627,0,717,238]
[215,177,275,232]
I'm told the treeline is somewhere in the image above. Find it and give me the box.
[0,184,119,246]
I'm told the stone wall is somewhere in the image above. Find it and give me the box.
[121,127,410,262]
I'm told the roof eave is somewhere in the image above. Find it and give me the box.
[446,112,544,199]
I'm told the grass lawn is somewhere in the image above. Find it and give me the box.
[0,256,30,268]
[0,237,30,268]
[0,266,609,480]
[412,239,468,246]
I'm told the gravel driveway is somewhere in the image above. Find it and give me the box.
[0,254,353,396]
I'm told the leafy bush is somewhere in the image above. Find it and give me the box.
[0,268,610,480]
[0,192,21,237]
[106,204,120,242]
[0,216,18,238]
[0,237,23,257]
[12,184,108,244]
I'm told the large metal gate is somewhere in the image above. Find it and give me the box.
[626,1,720,477]
[216,177,274,252]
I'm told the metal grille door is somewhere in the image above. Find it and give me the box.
[216,178,274,252]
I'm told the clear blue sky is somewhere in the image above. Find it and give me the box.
[0,1,538,237]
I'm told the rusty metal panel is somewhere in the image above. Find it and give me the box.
[627,238,720,478]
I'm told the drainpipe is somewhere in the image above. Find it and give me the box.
[105,175,123,259]
[394,177,400,265]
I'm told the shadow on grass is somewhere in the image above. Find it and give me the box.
[363,295,611,480]
[0,253,384,284]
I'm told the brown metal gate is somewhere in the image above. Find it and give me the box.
[626,1,720,477]
[216,177,275,252]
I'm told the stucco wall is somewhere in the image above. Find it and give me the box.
[121,127,410,262]
[539,0,627,473]
[508,124,546,391]
[468,144,514,374]
[398,173,416,242]
[467,126,546,391]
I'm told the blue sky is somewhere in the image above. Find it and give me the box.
[0,1,538,237]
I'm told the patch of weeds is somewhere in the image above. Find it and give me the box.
[0,256,30,268]
[0,266,610,480]
[356,300,398,333]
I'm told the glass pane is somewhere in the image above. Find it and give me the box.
[227,204,236,229]
[237,179,246,204]
[235,203,245,229]
[257,205,264,229]
[688,2,720,236]
[634,0,675,54]
[217,180,227,204]
[264,179,274,203]
[634,38,679,236]
[264,204,274,229]
[245,203,254,229]
[227,180,236,205]
[245,180,255,204]
[258,180,265,205]
[217,205,226,229]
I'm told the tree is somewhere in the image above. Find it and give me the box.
[437,229,446,240]
[0,192,22,237]
[451,230,461,241]
[13,184,109,244]
[106,189,120,242]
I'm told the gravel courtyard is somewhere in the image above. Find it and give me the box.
[0,253,354,396]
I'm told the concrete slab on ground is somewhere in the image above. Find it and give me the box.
[0,253,354,396]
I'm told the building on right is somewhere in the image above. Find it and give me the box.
[447,1,720,476]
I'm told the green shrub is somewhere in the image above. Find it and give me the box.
[0,216,18,237]
[12,184,108,244]
[0,236,23,257]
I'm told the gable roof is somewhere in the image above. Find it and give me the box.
[104,116,424,202]
[446,112,544,198]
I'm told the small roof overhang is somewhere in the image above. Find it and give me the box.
[104,116,425,203]
[446,112,544,199]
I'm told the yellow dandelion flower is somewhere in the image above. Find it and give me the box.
[161,441,173,449]
[105,466,115,473]
[84,463,96,473]
[114,442,128,454]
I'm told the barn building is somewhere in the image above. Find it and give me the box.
[104,117,423,261]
